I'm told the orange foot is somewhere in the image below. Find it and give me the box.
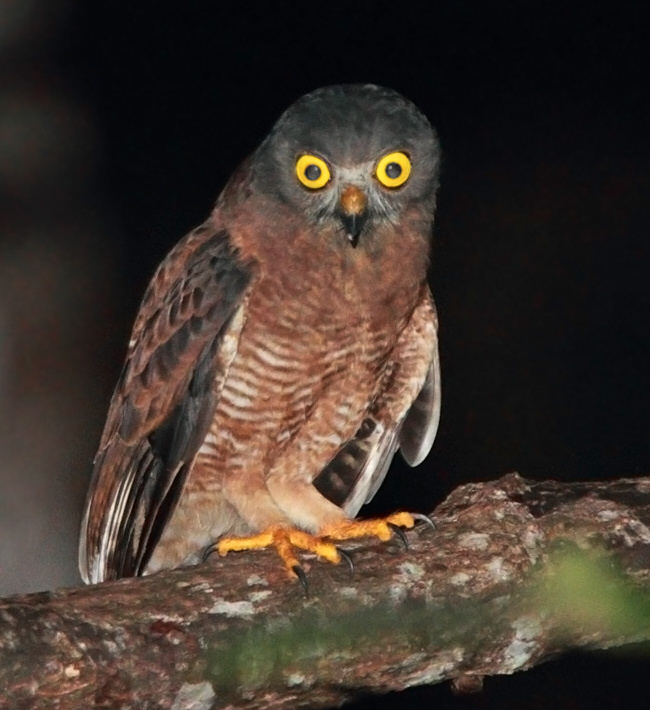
[217,526,340,571]
[213,512,421,592]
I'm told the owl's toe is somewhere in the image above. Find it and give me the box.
[321,511,416,544]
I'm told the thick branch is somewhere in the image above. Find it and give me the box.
[3,473,650,709]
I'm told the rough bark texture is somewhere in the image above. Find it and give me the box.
[3,473,650,710]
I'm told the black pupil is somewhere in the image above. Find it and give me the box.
[385,162,402,179]
[305,163,322,181]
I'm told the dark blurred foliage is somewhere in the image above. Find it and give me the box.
[0,0,118,595]
[1,0,649,706]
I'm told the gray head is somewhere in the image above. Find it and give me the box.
[252,84,441,247]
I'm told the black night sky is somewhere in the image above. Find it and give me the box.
[5,1,650,708]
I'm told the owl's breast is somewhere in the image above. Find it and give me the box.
[200,265,400,468]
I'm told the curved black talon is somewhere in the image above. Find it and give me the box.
[293,564,310,597]
[337,548,355,579]
[202,542,218,563]
[411,512,436,533]
[388,523,409,550]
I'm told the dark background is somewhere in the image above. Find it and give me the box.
[1,1,649,708]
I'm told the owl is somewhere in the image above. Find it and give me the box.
[79,84,441,586]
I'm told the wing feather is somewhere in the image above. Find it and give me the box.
[79,227,255,583]
[398,332,441,466]
[314,417,401,517]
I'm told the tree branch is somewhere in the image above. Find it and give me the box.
[3,473,650,709]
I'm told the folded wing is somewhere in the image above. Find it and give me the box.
[79,228,255,583]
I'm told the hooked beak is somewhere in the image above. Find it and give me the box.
[339,184,368,248]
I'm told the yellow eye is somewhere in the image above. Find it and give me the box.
[296,154,331,189]
[375,151,411,188]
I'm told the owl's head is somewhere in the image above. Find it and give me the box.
[252,84,441,248]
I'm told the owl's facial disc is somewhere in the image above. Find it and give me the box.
[253,84,440,250]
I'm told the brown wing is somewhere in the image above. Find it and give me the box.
[314,292,440,516]
[79,227,255,583]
